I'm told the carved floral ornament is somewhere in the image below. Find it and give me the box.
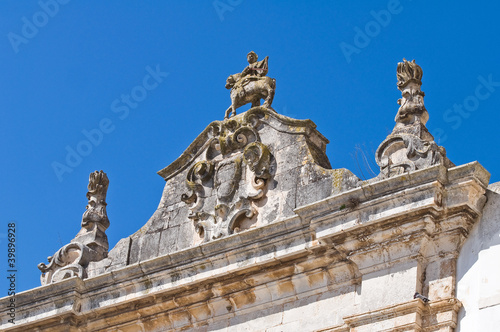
[181,116,273,243]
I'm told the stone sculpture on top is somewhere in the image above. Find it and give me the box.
[375,59,454,178]
[224,51,276,119]
[38,170,110,285]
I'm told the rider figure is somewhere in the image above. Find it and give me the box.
[224,51,275,119]
[234,51,268,90]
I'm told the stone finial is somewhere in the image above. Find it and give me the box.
[394,59,429,129]
[38,170,110,285]
[74,170,110,256]
[397,58,423,88]
[375,60,453,178]
[83,170,109,227]
[224,52,276,119]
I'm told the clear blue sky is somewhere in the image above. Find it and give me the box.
[1,1,499,293]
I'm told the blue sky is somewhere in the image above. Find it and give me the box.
[1,1,499,293]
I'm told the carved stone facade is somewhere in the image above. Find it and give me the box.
[2,59,499,331]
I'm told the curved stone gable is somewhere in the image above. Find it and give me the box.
[99,107,359,274]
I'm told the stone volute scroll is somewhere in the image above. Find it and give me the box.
[224,51,276,119]
[375,59,454,178]
[38,170,110,285]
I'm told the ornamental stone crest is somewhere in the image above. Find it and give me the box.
[38,170,110,285]
[224,51,276,119]
[181,113,273,243]
[375,59,453,178]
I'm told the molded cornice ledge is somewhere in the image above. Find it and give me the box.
[296,161,489,331]
[297,162,489,275]
[1,162,489,331]
[296,162,489,257]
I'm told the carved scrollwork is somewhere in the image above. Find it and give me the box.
[208,122,221,138]
[206,138,221,160]
[192,212,217,242]
[205,120,260,158]
[186,161,214,189]
[183,161,214,217]
[376,134,448,178]
[181,118,273,244]
[186,160,213,194]
[227,201,256,235]
[218,126,260,155]
[242,108,265,128]
[243,142,271,179]
[233,126,259,149]
[38,243,91,285]
[181,191,197,205]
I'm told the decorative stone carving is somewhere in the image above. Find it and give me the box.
[394,59,428,127]
[375,59,453,178]
[224,51,276,119]
[181,115,273,242]
[38,170,110,285]
[155,106,358,256]
[73,170,110,256]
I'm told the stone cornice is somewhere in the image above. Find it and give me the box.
[318,297,461,331]
[1,162,489,330]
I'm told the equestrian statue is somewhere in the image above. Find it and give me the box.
[224,51,276,119]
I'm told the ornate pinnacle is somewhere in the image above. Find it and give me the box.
[397,58,423,89]
[87,170,109,201]
[38,170,110,285]
[374,59,454,179]
[82,170,109,229]
[394,59,428,126]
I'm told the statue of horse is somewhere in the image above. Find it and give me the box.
[224,73,276,119]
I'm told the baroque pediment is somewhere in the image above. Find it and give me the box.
[157,107,330,180]
[156,107,341,244]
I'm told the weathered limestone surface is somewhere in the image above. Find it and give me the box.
[375,59,453,179]
[456,181,500,331]
[2,58,497,331]
[94,107,359,277]
[1,161,489,331]
[37,170,110,285]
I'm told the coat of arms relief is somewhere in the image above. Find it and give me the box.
[181,115,273,244]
